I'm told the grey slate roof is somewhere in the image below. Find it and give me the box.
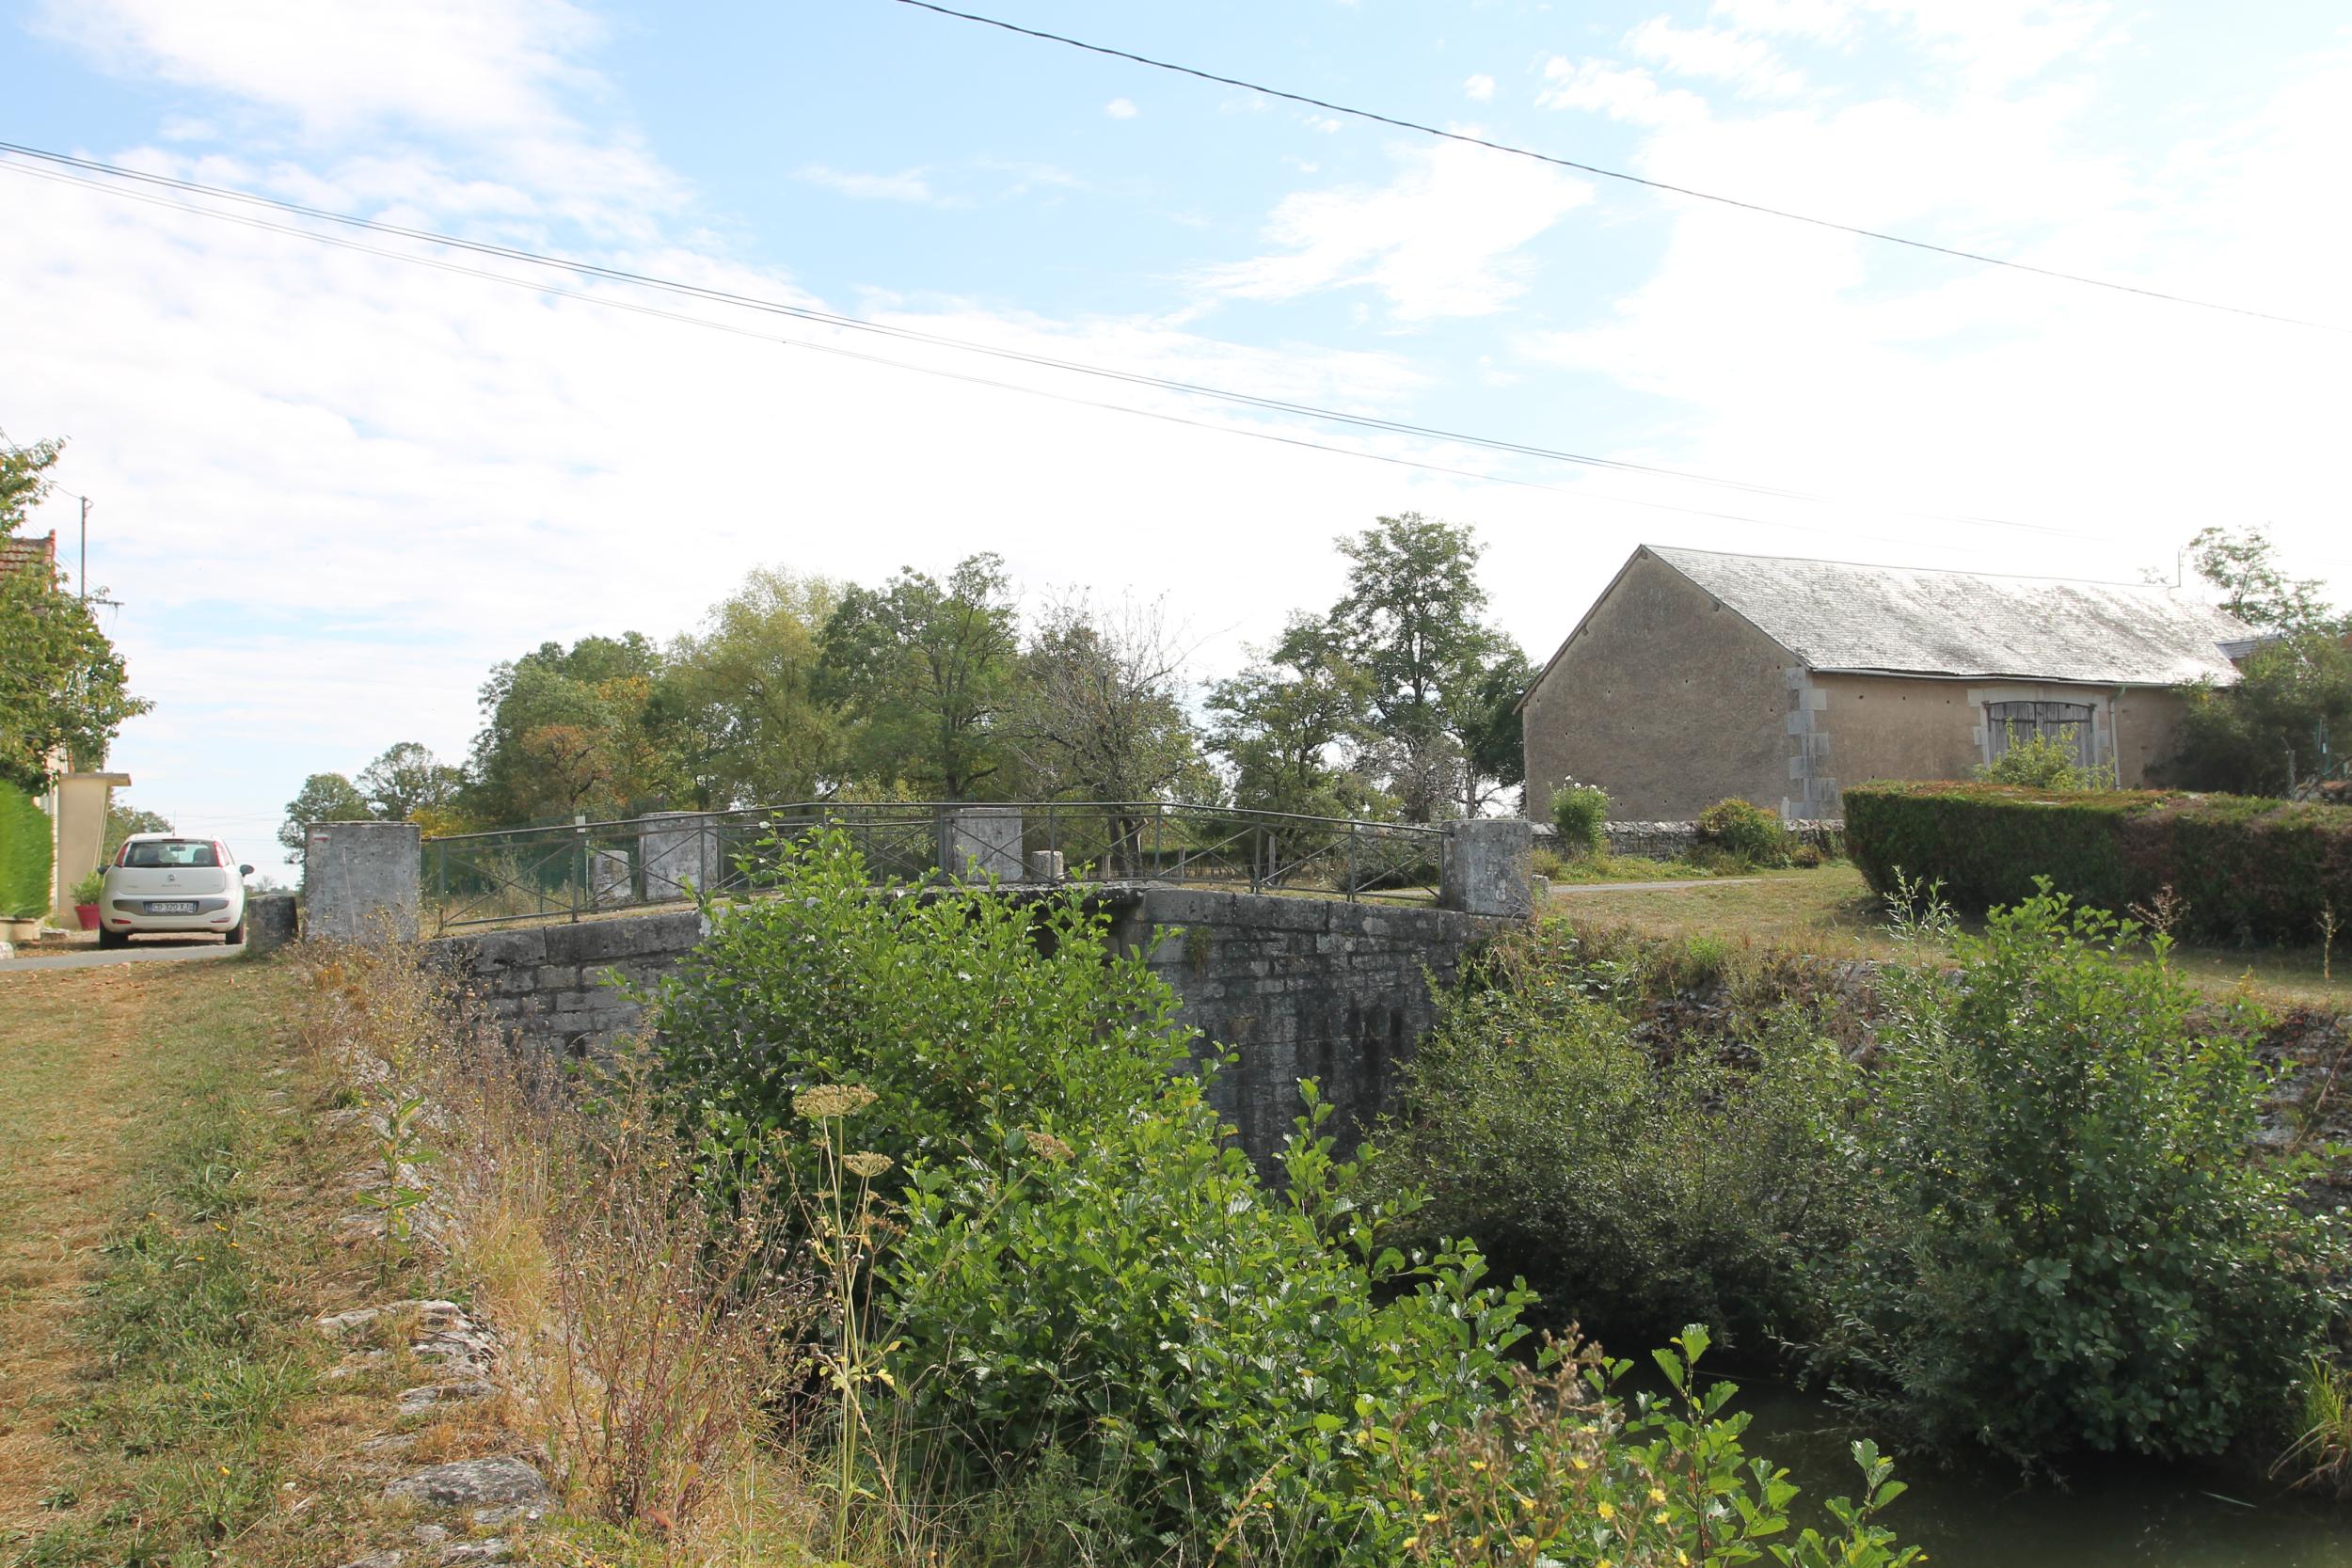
[1649,546,2249,687]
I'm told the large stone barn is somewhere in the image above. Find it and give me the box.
[1519,545,2251,822]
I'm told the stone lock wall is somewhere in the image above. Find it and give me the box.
[1105,887,1518,1163]
[425,884,1518,1167]
[423,909,708,1060]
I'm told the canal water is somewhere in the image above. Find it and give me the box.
[1721,1376,2352,1566]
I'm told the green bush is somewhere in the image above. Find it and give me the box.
[1973,727,2111,790]
[644,831,1191,1194]
[1371,922,1862,1348]
[1379,895,2343,1467]
[1824,889,2341,1462]
[1697,796,1790,868]
[0,782,53,919]
[648,832,1915,1565]
[1844,780,2352,945]
[882,1084,1536,1556]
[1549,781,1609,855]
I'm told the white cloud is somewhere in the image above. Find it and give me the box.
[0,152,1476,880]
[33,0,681,230]
[1706,0,1856,43]
[1464,73,1497,102]
[1104,97,1139,119]
[1624,18,1806,95]
[1536,59,1709,128]
[1197,140,1594,320]
[795,165,956,206]
[1516,37,2352,594]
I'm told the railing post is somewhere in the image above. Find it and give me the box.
[433,838,446,934]
[572,814,586,922]
[1347,820,1359,903]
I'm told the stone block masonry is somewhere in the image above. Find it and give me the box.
[304,820,421,942]
[1104,887,1518,1164]
[426,885,1518,1168]
[424,909,708,1060]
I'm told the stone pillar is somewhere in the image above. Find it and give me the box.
[940,806,1024,881]
[641,812,718,901]
[302,820,421,942]
[590,848,632,906]
[1025,849,1066,883]
[245,891,298,955]
[1440,818,1534,918]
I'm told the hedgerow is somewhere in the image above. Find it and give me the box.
[1843,780,2352,944]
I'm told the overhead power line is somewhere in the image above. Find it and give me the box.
[0,141,2104,546]
[886,0,2350,337]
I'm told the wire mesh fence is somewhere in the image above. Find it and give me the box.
[421,800,1451,933]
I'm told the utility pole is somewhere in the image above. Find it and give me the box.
[79,494,89,601]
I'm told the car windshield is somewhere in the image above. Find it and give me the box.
[123,840,220,869]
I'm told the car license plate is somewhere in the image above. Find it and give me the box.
[149,901,198,914]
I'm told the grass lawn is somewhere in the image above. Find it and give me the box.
[1548,864,2352,1010]
[1539,850,1794,885]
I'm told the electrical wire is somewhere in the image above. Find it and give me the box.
[0,140,2106,544]
[885,0,2351,337]
[3,160,2074,562]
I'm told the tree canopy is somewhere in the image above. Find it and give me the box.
[2162,529,2349,796]
[303,514,1527,839]
[0,438,151,790]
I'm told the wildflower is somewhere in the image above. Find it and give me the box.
[1596,1500,1615,1521]
[1648,1487,1666,1504]
[1571,1456,1591,1472]
[1653,1512,1670,1525]
[795,1085,878,1120]
[1025,1130,1074,1162]
[842,1151,895,1180]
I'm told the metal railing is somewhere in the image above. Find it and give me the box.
[421,800,1451,933]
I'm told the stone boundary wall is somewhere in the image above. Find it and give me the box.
[425,886,1515,1167]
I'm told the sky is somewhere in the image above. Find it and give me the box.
[3,0,2348,881]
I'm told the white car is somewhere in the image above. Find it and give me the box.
[98,833,254,948]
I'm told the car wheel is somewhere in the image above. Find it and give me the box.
[97,927,129,949]
[223,920,246,945]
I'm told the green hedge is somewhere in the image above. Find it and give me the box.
[0,783,54,919]
[1844,780,2352,946]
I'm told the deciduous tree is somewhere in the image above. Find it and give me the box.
[1206,617,1383,820]
[278,772,372,861]
[0,437,151,790]
[820,554,1017,800]
[1002,594,1206,802]
[663,567,845,806]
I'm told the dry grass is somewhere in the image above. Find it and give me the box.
[0,964,170,1531]
[0,954,479,1565]
[285,938,828,1563]
[1548,864,2352,1010]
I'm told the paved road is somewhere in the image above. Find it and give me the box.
[0,938,244,974]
